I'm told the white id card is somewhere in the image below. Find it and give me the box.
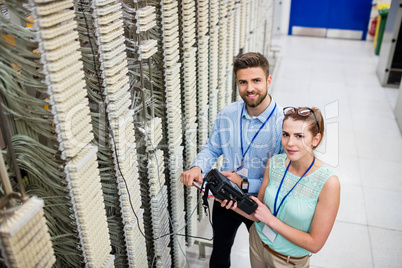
[263,224,277,243]
[235,165,249,178]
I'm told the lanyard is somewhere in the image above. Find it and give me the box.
[273,157,315,216]
[237,102,277,172]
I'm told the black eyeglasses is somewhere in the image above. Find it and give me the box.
[283,107,320,131]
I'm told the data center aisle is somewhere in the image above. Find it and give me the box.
[186,35,402,268]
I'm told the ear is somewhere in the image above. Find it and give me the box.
[312,133,321,148]
[266,75,272,87]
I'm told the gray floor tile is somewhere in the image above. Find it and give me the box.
[310,221,373,268]
[230,250,252,268]
[331,155,361,186]
[309,81,347,99]
[345,69,382,87]
[347,84,388,102]
[231,224,250,253]
[338,131,359,159]
[352,114,402,139]
[384,87,399,110]
[359,158,402,192]
[364,187,402,231]
[355,133,402,162]
[336,183,367,225]
[369,226,402,268]
[349,98,394,118]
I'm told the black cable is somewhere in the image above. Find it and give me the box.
[79,1,145,239]
[176,234,213,242]
[156,199,214,242]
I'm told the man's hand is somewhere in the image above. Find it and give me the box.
[180,166,203,186]
[221,170,243,188]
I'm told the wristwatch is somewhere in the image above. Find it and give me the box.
[241,179,249,193]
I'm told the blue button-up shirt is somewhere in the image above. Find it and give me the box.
[192,98,284,194]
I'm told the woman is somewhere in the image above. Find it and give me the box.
[220,107,340,267]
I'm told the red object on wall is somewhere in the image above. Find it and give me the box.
[369,16,377,36]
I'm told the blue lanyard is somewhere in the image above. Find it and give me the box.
[237,102,277,172]
[273,157,315,216]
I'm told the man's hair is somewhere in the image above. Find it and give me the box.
[233,52,270,78]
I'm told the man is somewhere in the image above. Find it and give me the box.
[181,52,283,268]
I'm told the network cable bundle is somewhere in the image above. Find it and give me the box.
[217,2,228,113]
[209,1,229,173]
[244,0,254,52]
[244,0,271,53]
[263,0,274,54]
[224,0,236,107]
[239,0,247,53]
[0,104,55,267]
[0,0,113,267]
[233,0,248,103]
[178,0,198,169]
[143,118,172,268]
[217,3,227,114]
[121,1,176,267]
[74,1,127,265]
[0,196,55,267]
[218,0,239,112]
[226,0,235,66]
[254,0,267,53]
[195,0,209,152]
[265,1,274,56]
[194,0,210,220]
[74,0,147,266]
[167,145,186,267]
[148,150,173,268]
[119,1,177,267]
[233,2,241,63]
[178,0,200,246]
[144,0,188,266]
[208,0,220,132]
[29,0,114,265]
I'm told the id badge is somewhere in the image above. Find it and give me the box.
[262,224,277,243]
[235,165,248,178]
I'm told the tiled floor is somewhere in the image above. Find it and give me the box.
[186,35,402,267]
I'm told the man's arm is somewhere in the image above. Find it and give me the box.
[181,113,224,186]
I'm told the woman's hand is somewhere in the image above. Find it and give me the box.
[251,196,274,225]
[216,198,238,210]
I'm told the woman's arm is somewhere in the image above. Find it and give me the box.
[219,199,259,221]
[257,158,271,202]
[252,176,340,253]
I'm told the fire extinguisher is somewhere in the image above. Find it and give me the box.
[369,16,377,36]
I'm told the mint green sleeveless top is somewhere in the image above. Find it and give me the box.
[255,153,336,257]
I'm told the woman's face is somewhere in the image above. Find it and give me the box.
[282,118,319,162]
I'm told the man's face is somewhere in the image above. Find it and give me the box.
[236,67,271,108]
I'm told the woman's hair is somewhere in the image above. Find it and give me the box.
[284,107,324,149]
[233,52,270,78]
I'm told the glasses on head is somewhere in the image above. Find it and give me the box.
[283,107,320,132]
